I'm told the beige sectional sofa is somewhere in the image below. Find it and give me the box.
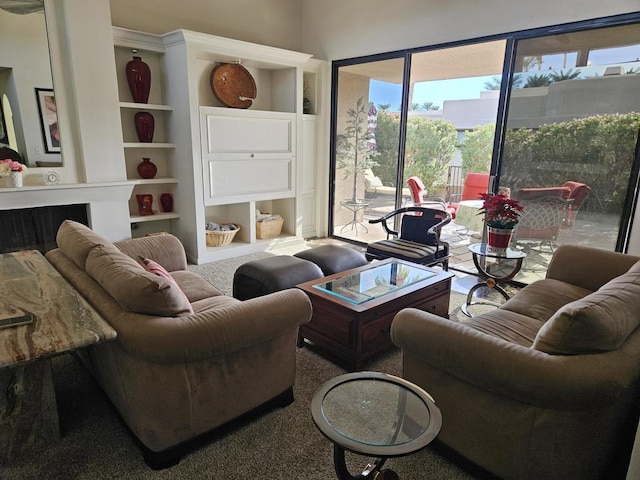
[391,244,640,480]
[45,220,312,468]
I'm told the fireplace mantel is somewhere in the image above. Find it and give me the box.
[0,182,134,210]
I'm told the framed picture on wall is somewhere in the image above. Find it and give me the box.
[35,88,60,153]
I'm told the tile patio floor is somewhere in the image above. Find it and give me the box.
[332,193,619,287]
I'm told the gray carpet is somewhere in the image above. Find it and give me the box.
[1,254,487,480]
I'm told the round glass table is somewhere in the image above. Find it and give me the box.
[462,243,526,317]
[311,372,442,480]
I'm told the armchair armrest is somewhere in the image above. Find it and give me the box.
[546,244,639,291]
[113,289,312,363]
[114,234,188,272]
[391,308,637,410]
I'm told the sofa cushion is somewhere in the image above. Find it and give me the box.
[461,309,546,347]
[86,245,193,317]
[501,278,593,322]
[533,261,640,354]
[56,219,118,269]
[171,270,225,303]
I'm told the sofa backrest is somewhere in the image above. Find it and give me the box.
[54,220,193,317]
[533,260,640,354]
[56,219,119,269]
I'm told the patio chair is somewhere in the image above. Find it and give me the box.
[406,176,453,214]
[562,181,591,228]
[447,172,490,218]
[513,187,573,252]
[365,206,452,270]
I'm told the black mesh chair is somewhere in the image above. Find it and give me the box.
[365,206,452,270]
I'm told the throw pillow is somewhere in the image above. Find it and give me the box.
[86,246,193,317]
[533,261,640,354]
[138,256,174,281]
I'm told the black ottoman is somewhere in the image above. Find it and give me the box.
[294,245,369,276]
[233,255,323,300]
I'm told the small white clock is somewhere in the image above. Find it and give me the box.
[46,171,60,185]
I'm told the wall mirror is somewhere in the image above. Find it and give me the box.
[0,1,63,168]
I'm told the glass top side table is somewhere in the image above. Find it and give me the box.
[462,243,526,317]
[312,371,442,479]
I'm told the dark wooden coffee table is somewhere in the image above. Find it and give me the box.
[297,258,453,369]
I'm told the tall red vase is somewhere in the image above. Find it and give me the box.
[137,158,157,179]
[126,55,151,103]
[134,111,154,143]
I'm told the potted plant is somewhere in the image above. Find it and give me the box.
[478,193,524,250]
[336,96,378,203]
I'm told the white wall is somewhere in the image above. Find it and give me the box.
[109,0,302,52]
[300,0,640,61]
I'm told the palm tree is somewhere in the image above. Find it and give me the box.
[483,74,524,90]
[524,73,551,88]
[419,101,440,111]
[549,68,582,83]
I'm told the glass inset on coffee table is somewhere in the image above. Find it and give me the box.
[312,371,442,480]
[312,261,437,305]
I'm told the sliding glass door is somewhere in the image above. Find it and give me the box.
[330,14,640,284]
[331,41,507,247]
[332,57,405,243]
[500,23,640,283]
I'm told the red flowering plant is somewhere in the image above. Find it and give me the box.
[478,193,524,229]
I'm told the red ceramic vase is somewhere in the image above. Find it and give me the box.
[126,55,151,103]
[137,158,157,179]
[134,111,154,143]
[160,193,174,212]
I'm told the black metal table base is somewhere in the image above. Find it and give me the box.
[334,446,398,480]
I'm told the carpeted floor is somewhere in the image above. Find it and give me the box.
[1,252,499,480]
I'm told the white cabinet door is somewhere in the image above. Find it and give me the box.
[201,108,296,204]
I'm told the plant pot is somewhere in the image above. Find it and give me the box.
[6,171,22,188]
[487,226,513,251]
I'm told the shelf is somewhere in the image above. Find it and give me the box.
[123,142,175,149]
[119,102,173,111]
[130,212,179,223]
[127,177,178,185]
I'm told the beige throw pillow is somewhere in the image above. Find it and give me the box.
[86,245,193,317]
[533,261,640,354]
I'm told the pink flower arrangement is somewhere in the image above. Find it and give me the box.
[0,159,27,177]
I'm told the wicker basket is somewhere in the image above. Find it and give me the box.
[205,227,240,247]
[256,217,284,239]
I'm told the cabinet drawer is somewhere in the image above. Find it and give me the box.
[204,157,293,201]
[202,111,295,155]
[362,314,395,354]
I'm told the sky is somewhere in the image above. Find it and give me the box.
[369,44,640,112]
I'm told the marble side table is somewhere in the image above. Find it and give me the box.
[0,250,116,463]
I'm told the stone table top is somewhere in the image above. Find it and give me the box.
[0,250,116,368]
